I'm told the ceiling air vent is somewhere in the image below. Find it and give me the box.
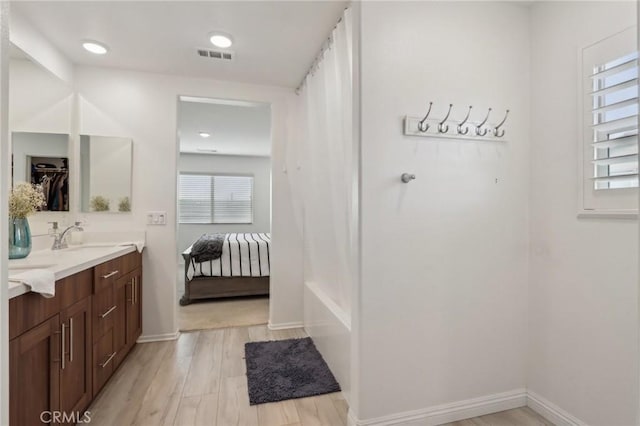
[197,48,234,61]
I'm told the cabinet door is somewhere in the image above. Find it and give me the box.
[126,269,142,350]
[60,297,92,418]
[10,315,61,426]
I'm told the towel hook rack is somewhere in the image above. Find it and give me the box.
[457,105,473,135]
[418,102,433,132]
[493,109,510,138]
[438,104,453,133]
[475,108,492,136]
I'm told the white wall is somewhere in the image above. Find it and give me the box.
[9,58,72,134]
[74,66,302,337]
[84,135,132,211]
[9,11,73,85]
[177,153,271,254]
[356,1,530,421]
[528,2,638,425]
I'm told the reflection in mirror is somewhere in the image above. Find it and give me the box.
[11,132,70,212]
[80,135,133,213]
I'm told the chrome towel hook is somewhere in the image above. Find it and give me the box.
[475,108,492,136]
[418,102,433,132]
[493,109,510,137]
[401,173,416,183]
[438,104,453,133]
[457,105,473,135]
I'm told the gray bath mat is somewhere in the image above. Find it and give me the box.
[244,337,341,405]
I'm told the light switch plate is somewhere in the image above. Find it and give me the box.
[146,211,167,225]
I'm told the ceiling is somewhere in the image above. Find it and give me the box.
[12,1,347,88]
[179,98,271,157]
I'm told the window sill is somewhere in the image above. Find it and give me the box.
[577,209,638,219]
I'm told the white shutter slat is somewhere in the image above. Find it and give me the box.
[592,153,638,166]
[592,173,639,182]
[591,115,637,132]
[590,78,638,97]
[592,97,638,114]
[592,134,637,148]
[591,59,637,79]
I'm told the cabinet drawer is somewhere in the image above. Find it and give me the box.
[9,269,92,340]
[92,329,115,395]
[92,286,116,341]
[120,251,142,276]
[94,258,123,293]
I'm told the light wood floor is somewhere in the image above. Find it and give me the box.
[179,296,270,331]
[87,325,552,426]
[87,325,348,426]
[441,407,554,426]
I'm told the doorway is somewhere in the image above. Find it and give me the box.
[175,96,272,331]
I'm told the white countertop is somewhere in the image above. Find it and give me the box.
[8,242,144,299]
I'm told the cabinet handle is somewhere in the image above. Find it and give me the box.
[101,270,119,279]
[134,277,137,305]
[129,278,135,305]
[60,323,66,370]
[69,318,74,363]
[100,305,117,318]
[100,352,116,368]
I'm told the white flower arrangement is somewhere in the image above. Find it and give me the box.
[9,183,46,219]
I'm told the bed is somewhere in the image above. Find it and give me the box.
[180,233,271,305]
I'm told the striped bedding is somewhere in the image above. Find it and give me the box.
[183,233,271,280]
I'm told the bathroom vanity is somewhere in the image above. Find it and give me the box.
[8,246,142,425]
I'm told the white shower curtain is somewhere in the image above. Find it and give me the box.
[294,8,353,314]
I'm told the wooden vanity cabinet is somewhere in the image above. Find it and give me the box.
[9,250,142,425]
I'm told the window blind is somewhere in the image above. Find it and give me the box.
[591,51,639,190]
[178,174,253,224]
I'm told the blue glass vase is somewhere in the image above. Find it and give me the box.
[9,217,31,259]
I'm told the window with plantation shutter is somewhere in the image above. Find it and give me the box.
[581,26,638,213]
[178,174,253,224]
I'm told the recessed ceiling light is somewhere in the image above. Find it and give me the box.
[82,40,109,55]
[199,132,211,138]
[209,32,233,49]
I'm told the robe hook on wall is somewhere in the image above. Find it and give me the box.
[438,104,453,133]
[475,108,492,136]
[493,110,510,137]
[457,105,473,135]
[418,102,433,132]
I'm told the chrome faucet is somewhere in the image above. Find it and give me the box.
[51,222,84,250]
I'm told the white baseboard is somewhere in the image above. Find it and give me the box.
[527,391,587,426]
[349,389,527,426]
[268,321,304,330]
[137,331,180,343]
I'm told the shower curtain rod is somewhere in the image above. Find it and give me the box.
[295,6,349,95]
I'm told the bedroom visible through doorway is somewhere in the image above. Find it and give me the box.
[176,96,272,331]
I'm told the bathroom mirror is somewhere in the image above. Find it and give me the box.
[80,135,133,213]
[11,132,70,212]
